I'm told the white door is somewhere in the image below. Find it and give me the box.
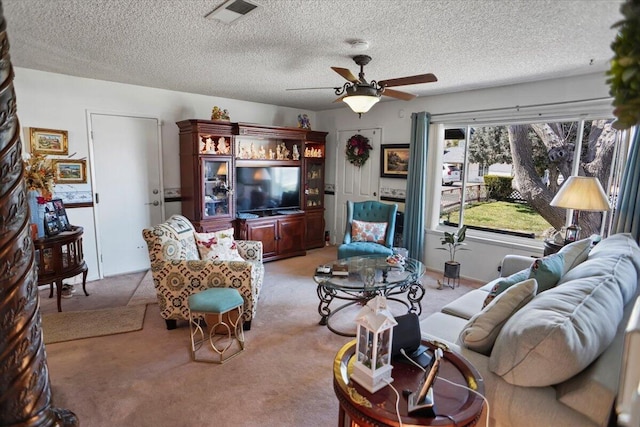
[334,128,382,243]
[90,113,163,277]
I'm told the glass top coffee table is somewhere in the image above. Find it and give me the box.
[314,255,426,336]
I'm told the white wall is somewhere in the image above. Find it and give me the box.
[316,72,613,282]
[14,68,316,281]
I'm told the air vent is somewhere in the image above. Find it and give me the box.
[205,0,261,24]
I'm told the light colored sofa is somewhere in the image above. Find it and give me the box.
[420,233,640,427]
[142,215,264,330]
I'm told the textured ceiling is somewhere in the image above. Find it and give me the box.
[2,0,624,111]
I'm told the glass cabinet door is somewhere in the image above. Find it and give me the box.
[202,158,231,218]
[305,160,324,208]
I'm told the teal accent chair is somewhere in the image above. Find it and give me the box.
[338,201,398,259]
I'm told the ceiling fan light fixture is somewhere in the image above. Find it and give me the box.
[342,84,381,116]
[343,94,380,114]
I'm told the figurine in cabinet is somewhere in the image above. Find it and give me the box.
[217,137,230,154]
[269,148,275,160]
[258,145,266,159]
[292,144,300,160]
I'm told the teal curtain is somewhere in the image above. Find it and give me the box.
[612,129,640,242]
[403,112,430,260]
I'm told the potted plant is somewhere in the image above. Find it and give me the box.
[437,225,468,284]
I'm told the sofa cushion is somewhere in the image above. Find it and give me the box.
[460,278,538,355]
[489,274,624,387]
[527,252,564,292]
[442,289,490,320]
[351,219,387,244]
[482,269,530,308]
[194,229,244,261]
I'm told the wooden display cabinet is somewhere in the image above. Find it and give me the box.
[236,213,306,262]
[177,120,237,232]
[303,131,328,249]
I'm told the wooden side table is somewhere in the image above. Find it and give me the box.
[33,225,89,312]
[543,239,564,256]
[333,340,485,427]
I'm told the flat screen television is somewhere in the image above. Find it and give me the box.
[236,166,301,214]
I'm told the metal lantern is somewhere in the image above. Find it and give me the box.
[351,296,397,393]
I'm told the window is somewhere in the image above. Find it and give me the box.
[438,118,622,241]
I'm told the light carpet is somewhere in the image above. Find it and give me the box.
[42,247,482,426]
[40,270,154,344]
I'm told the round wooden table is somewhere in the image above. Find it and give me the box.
[333,339,485,427]
[33,225,88,312]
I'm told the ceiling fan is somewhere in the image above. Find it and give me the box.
[288,55,437,116]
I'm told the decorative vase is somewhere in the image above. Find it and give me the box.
[27,189,45,238]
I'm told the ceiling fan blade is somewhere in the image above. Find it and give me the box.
[286,87,337,91]
[331,67,360,83]
[379,73,437,88]
[333,95,346,103]
[382,88,417,101]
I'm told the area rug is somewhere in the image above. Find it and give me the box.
[42,304,147,344]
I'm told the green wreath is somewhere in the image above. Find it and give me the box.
[607,0,640,129]
[345,134,373,167]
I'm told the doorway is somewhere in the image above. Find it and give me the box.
[89,112,164,278]
[334,128,382,243]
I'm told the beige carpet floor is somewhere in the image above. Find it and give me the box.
[39,246,482,426]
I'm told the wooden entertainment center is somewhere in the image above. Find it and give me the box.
[177,120,327,262]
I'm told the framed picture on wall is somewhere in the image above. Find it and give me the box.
[380,144,410,178]
[53,159,87,184]
[29,127,69,155]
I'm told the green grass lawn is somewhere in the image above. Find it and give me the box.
[442,201,553,238]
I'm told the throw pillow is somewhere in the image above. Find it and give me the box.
[460,278,538,355]
[351,219,387,244]
[482,269,530,308]
[194,229,244,262]
[528,252,564,292]
[557,236,597,274]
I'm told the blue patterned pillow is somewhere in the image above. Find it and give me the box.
[527,252,564,292]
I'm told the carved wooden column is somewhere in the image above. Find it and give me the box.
[0,2,77,426]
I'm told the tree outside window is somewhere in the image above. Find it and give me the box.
[439,118,619,240]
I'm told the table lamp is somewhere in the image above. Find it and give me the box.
[549,176,610,243]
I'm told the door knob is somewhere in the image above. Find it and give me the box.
[146,201,160,206]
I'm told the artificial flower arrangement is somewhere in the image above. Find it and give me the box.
[23,152,55,201]
[345,134,373,167]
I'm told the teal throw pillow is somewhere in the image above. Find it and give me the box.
[528,252,564,292]
[482,269,530,308]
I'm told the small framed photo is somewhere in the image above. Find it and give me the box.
[53,159,87,184]
[50,198,71,231]
[43,201,61,237]
[30,127,69,155]
[380,144,410,178]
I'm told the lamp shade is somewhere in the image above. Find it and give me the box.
[550,176,611,211]
[343,95,380,114]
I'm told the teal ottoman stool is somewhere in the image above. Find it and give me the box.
[188,287,245,363]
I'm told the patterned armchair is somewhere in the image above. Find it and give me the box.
[142,215,264,330]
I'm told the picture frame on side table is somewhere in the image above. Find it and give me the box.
[51,198,71,231]
[53,159,87,184]
[380,144,410,178]
[43,201,61,237]
[30,127,69,155]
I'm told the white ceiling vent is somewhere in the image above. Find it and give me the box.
[205,0,261,24]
